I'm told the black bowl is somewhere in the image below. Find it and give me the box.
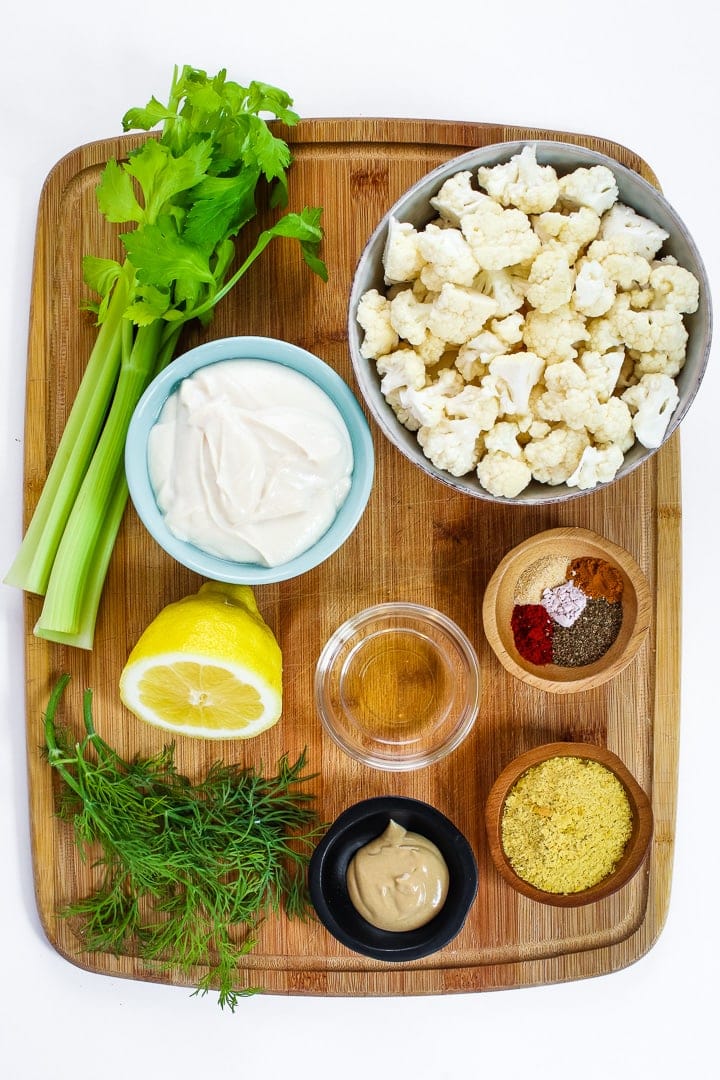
[308,796,478,961]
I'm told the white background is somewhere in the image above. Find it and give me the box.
[2,2,718,1077]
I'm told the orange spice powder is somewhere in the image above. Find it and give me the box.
[567,557,624,603]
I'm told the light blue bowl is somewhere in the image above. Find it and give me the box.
[125,336,375,584]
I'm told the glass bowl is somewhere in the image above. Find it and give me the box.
[125,335,375,585]
[315,602,480,771]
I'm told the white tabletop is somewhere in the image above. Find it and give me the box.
[2,2,718,1076]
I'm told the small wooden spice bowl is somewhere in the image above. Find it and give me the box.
[485,742,654,907]
[482,526,651,693]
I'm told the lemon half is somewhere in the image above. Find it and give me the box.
[119,582,282,740]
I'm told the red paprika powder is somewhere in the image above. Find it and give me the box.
[511,604,554,665]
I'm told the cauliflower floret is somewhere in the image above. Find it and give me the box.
[387,395,421,432]
[429,170,491,226]
[631,348,685,379]
[648,262,700,314]
[557,164,619,215]
[491,312,525,345]
[628,286,654,309]
[524,426,590,485]
[417,417,483,476]
[537,387,602,432]
[527,418,552,439]
[357,289,399,359]
[617,352,639,390]
[615,305,689,362]
[522,303,588,362]
[388,289,432,346]
[415,333,447,367]
[461,201,541,270]
[583,293,633,353]
[587,396,634,449]
[427,283,498,344]
[476,144,560,215]
[536,360,603,431]
[398,368,464,428]
[525,245,576,313]
[572,259,616,317]
[382,216,425,284]
[532,206,602,261]
[415,223,481,291]
[376,347,426,398]
[455,332,506,380]
[543,358,589,392]
[566,444,625,490]
[484,420,524,458]
[585,238,652,290]
[578,349,625,402]
[483,351,545,416]
[477,451,532,498]
[445,384,500,431]
[599,203,669,260]
[474,268,526,316]
[622,372,680,448]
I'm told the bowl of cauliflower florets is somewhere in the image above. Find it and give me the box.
[348,141,712,503]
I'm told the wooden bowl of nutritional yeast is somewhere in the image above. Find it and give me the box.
[482,526,651,694]
[485,742,654,907]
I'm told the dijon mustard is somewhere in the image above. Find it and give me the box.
[346,820,449,931]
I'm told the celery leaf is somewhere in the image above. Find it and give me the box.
[122,95,174,132]
[96,159,143,224]
[182,169,261,252]
[124,139,212,222]
[121,220,215,288]
[82,256,123,298]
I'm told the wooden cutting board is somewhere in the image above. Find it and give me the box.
[22,118,680,997]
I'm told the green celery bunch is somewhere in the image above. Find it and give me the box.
[6,66,326,648]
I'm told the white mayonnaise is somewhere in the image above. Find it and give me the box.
[148,359,354,567]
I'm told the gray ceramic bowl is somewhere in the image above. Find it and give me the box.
[347,140,712,505]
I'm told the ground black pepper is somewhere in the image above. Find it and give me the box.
[551,598,623,667]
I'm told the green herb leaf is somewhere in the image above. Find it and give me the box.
[182,168,261,253]
[121,95,174,132]
[120,219,215,289]
[124,138,213,223]
[7,64,327,650]
[244,80,300,127]
[123,285,171,325]
[44,676,323,1010]
[96,158,143,224]
[247,207,328,282]
[82,256,124,299]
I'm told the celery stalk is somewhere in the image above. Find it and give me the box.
[4,263,133,595]
[34,320,165,638]
[6,66,327,651]
[33,465,129,649]
[34,324,182,647]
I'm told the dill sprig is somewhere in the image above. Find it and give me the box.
[43,674,322,1010]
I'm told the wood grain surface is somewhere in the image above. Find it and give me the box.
[21,118,681,997]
